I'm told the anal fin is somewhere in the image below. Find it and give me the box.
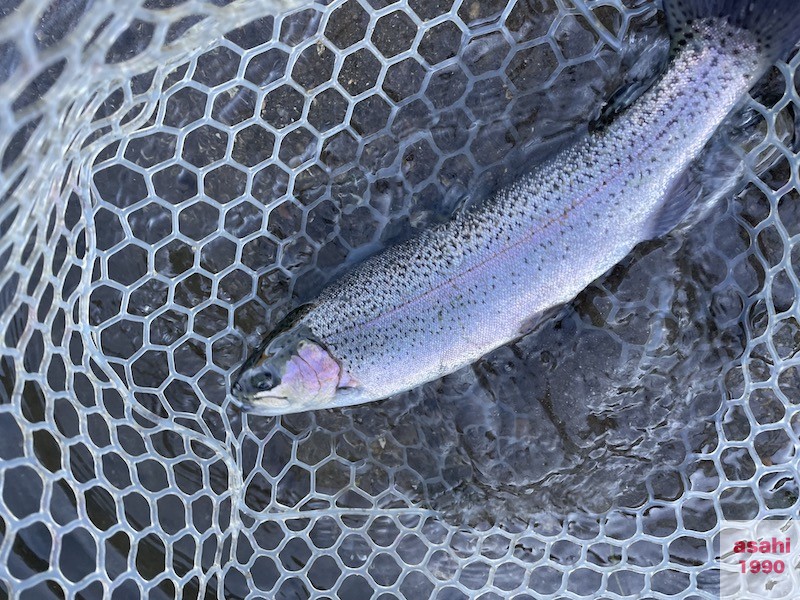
[648,168,707,239]
[647,101,794,239]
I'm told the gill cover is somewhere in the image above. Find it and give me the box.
[231,304,359,415]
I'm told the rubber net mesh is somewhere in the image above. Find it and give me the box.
[0,0,798,597]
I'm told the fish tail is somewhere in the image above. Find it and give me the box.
[663,0,800,65]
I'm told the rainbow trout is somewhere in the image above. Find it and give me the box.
[233,0,800,415]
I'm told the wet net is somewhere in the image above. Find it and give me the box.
[0,0,798,597]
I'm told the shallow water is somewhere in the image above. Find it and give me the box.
[1,0,799,597]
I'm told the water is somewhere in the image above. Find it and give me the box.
[2,0,799,597]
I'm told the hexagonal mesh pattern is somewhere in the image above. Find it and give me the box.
[0,0,798,597]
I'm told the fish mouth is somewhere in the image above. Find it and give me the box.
[250,393,291,406]
[230,385,292,415]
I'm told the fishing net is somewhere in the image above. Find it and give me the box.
[0,0,798,597]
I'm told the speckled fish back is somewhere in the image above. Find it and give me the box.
[299,22,764,402]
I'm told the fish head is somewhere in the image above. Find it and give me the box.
[232,328,359,415]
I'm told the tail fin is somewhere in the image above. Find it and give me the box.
[663,0,800,64]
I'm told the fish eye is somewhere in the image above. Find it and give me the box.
[233,366,279,398]
[254,370,274,391]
